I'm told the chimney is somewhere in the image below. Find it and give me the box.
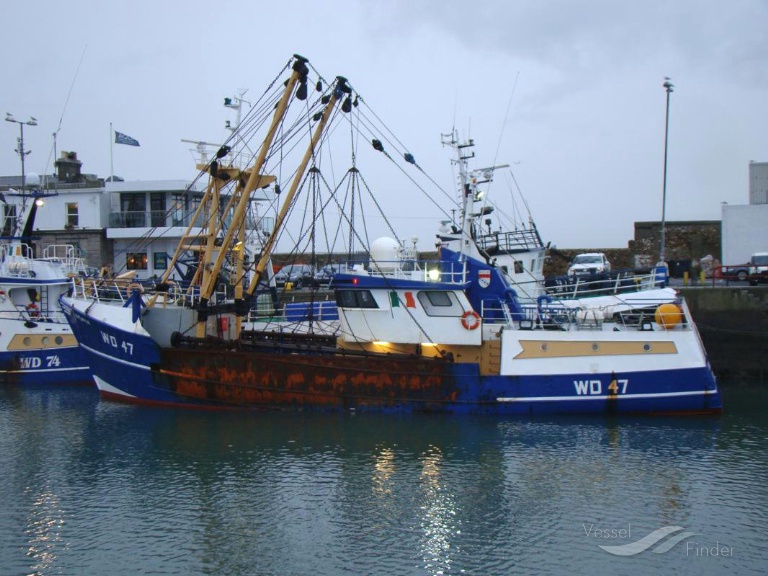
[56,151,83,183]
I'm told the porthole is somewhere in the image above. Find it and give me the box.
[643,343,651,352]
[23,337,31,346]
[540,343,549,352]
[591,343,600,352]
[42,337,50,346]
[55,336,63,345]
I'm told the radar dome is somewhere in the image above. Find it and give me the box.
[370,237,400,271]
[26,172,40,187]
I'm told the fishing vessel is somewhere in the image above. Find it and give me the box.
[0,194,91,384]
[60,54,722,414]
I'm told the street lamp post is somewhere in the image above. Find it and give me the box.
[659,78,673,265]
[4,113,38,195]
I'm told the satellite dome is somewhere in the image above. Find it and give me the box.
[370,237,400,271]
[26,172,40,187]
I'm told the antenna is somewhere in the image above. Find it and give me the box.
[180,139,223,165]
[223,89,251,133]
[45,45,88,178]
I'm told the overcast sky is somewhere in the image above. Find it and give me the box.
[2,0,767,249]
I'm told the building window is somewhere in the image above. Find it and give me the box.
[171,193,185,226]
[120,193,146,227]
[126,253,148,270]
[150,192,166,227]
[153,252,168,269]
[66,203,79,227]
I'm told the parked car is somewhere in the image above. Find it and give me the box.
[313,264,346,286]
[567,253,611,276]
[720,263,750,281]
[748,252,768,285]
[274,264,314,288]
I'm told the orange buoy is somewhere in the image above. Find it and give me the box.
[655,303,682,329]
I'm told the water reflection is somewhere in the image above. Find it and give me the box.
[0,384,765,575]
[418,446,459,575]
[25,484,65,575]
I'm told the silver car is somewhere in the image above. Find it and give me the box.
[568,253,611,276]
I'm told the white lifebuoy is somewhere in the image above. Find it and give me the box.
[461,310,481,330]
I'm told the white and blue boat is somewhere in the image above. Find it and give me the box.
[60,55,722,414]
[0,194,91,385]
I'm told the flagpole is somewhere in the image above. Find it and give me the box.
[110,122,114,181]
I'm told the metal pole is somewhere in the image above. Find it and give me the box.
[4,114,37,196]
[110,123,114,181]
[19,123,26,194]
[659,78,673,264]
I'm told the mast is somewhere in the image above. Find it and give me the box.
[245,76,349,298]
[442,130,476,265]
[192,55,311,337]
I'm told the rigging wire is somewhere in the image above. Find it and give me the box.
[43,45,88,177]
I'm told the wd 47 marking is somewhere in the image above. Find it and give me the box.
[574,378,628,395]
[101,331,134,355]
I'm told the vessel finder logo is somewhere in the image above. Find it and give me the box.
[587,524,700,556]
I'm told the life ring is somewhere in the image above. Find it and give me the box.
[461,310,481,330]
[26,302,40,318]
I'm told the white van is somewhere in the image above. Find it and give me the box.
[748,252,768,285]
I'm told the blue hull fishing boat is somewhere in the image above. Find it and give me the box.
[61,55,721,414]
[0,195,90,385]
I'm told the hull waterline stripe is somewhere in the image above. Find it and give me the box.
[497,390,717,403]
[80,342,152,372]
[1,366,90,375]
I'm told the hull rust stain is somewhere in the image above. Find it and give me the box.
[156,348,461,408]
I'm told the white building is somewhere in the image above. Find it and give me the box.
[721,161,768,265]
[105,178,207,280]
[749,161,768,205]
[3,150,273,281]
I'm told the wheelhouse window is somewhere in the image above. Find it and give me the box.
[126,252,148,270]
[336,290,379,309]
[2,204,17,236]
[417,290,461,317]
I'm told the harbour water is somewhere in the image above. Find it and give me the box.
[0,383,765,575]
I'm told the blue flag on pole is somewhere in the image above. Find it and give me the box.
[115,131,140,146]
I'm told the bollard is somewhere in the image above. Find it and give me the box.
[683,271,689,286]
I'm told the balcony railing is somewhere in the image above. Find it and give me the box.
[108,210,197,228]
